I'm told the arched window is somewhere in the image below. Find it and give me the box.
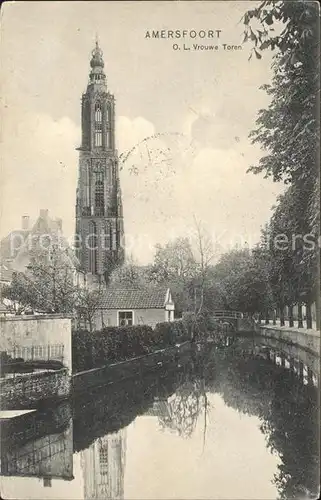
[95,104,102,123]
[88,221,97,274]
[95,172,104,216]
[94,103,102,147]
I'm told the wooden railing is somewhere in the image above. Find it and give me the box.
[212,311,244,319]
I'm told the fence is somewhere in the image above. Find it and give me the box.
[212,311,244,319]
[5,344,64,363]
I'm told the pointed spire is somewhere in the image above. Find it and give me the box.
[95,32,100,50]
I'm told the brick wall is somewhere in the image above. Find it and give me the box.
[0,368,71,410]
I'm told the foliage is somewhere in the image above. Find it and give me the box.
[72,320,190,373]
[213,248,272,314]
[72,329,95,372]
[155,320,190,346]
[2,247,77,314]
[2,246,106,327]
[148,238,198,314]
[108,254,151,289]
[2,272,34,314]
[148,230,219,316]
[240,0,320,316]
[75,286,104,332]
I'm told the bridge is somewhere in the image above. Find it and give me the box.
[211,311,253,332]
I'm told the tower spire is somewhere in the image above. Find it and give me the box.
[89,35,106,85]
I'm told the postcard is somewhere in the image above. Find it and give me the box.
[0,1,320,499]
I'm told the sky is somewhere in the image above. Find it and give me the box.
[0,0,285,264]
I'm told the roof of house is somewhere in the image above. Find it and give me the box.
[0,230,30,261]
[0,302,8,313]
[99,287,172,310]
[0,211,80,273]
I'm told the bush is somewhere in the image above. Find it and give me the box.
[72,329,95,372]
[154,320,190,347]
[72,320,190,373]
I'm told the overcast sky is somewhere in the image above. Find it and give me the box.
[1,0,284,263]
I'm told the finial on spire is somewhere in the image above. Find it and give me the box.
[89,36,106,85]
[90,36,104,70]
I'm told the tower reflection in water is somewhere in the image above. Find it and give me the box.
[80,429,127,500]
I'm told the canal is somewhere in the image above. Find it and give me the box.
[0,335,319,499]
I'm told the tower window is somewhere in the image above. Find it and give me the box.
[95,131,102,147]
[95,104,102,147]
[95,104,102,123]
[95,172,105,216]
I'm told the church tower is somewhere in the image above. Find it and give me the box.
[75,41,125,282]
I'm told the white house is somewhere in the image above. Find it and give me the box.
[93,287,175,329]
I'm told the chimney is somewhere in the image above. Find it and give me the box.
[21,216,30,230]
[39,209,49,219]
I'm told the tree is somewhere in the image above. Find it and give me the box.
[2,272,34,315]
[212,248,270,315]
[192,218,215,316]
[243,1,319,231]
[2,246,77,314]
[242,1,320,325]
[243,0,319,189]
[149,238,198,314]
[75,285,104,332]
[108,254,151,289]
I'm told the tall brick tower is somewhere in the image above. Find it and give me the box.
[75,41,125,283]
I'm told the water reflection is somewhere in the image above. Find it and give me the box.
[80,430,126,500]
[0,402,74,499]
[200,337,320,500]
[0,336,319,500]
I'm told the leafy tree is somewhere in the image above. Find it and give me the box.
[243,0,319,192]
[108,254,151,289]
[242,1,319,324]
[213,248,271,315]
[149,238,198,314]
[2,247,77,314]
[2,272,35,314]
[75,286,104,332]
[1,246,92,317]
